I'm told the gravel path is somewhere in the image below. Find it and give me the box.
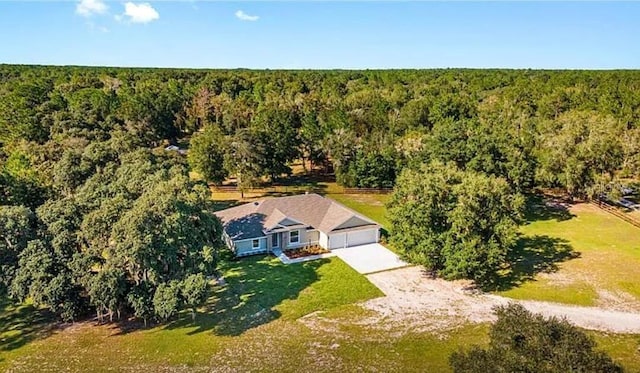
[362,266,640,334]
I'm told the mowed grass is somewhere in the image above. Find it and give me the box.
[218,255,384,322]
[0,256,383,371]
[591,332,640,370]
[2,251,640,371]
[497,200,640,307]
[0,255,493,372]
[3,298,639,372]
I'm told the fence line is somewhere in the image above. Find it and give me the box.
[343,187,393,194]
[212,185,394,195]
[590,200,640,230]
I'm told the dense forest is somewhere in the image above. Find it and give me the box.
[1,65,639,321]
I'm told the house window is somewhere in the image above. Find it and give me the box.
[289,230,300,244]
[252,239,260,249]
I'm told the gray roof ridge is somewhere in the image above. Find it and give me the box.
[322,199,379,232]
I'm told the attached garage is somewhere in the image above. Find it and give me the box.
[328,232,347,249]
[328,228,378,249]
[346,228,378,247]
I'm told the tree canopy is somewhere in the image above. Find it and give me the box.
[450,303,623,373]
[2,65,640,321]
[387,162,524,286]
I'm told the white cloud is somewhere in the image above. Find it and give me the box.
[235,10,259,22]
[120,2,160,24]
[76,0,108,17]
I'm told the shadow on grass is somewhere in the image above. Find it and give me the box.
[162,255,329,337]
[0,299,55,354]
[489,235,580,292]
[524,194,576,223]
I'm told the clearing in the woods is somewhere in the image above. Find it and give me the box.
[2,191,640,371]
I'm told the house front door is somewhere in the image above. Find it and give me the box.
[272,233,279,248]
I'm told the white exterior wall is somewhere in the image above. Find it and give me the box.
[319,232,329,249]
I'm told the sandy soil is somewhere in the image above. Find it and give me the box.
[317,266,640,334]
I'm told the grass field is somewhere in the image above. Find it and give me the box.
[0,256,492,372]
[497,198,640,308]
[2,246,640,372]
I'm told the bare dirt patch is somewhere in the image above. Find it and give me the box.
[596,290,640,313]
[301,266,640,336]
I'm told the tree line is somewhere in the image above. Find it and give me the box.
[1,65,640,320]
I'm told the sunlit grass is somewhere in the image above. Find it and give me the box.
[497,202,640,306]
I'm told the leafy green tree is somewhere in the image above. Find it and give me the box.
[0,150,48,208]
[387,162,524,286]
[450,304,623,373]
[4,64,640,327]
[345,149,397,188]
[299,111,327,171]
[0,80,52,143]
[252,107,300,180]
[181,273,209,321]
[119,79,185,144]
[324,127,359,184]
[396,98,432,132]
[88,268,127,322]
[224,129,265,198]
[537,111,624,198]
[11,239,84,322]
[53,150,92,195]
[110,175,222,284]
[188,124,228,184]
[128,283,154,326]
[153,281,181,321]
[0,205,34,295]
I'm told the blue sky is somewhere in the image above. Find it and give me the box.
[0,1,638,69]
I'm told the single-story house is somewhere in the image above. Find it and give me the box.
[214,193,381,257]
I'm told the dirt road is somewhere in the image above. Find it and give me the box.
[361,266,640,334]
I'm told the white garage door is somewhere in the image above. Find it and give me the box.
[328,229,378,249]
[346,229,378,247]
[328,233,347,249]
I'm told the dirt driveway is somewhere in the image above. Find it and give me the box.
[360,266,640,334]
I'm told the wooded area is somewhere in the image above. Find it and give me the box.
[1,65,639,321]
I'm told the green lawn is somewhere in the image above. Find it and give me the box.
[3,253,640,371]
[0,254,493,372]
[497,198,640,307]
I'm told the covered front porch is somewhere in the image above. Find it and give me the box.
[264,226,320,253]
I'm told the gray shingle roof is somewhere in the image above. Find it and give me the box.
[214,193,379,241]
